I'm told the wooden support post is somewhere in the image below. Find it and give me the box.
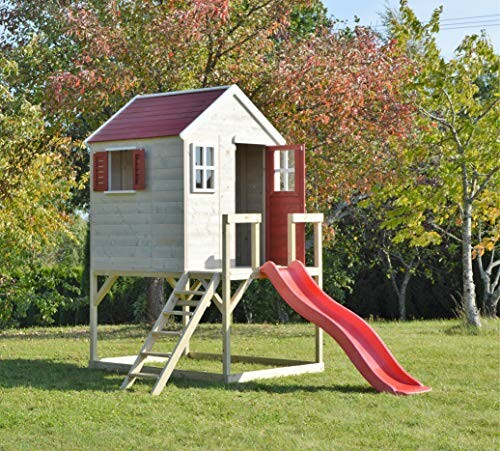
[313,221,324,363]
[251,222,260,269]
[182,277,190,356]
[222,215,232,382]
[287,220,296,264]
[288,213,324,364]
[90,271,98,362]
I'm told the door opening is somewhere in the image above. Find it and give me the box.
[235,144,265,266]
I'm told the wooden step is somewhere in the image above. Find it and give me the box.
[176,300,200,307]
[130,372,159,379]
[174,289,205,297]
[151,330,182,337]
[141,351,172,358]
[163,310,194,317]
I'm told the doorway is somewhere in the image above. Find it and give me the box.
[235,144,265,266]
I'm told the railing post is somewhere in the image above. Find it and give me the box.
[251,221,260,269]
[287,213,324,363]
[222,214,232,381]
[221,213,262,381]
[313,220,324,363]
[287,219,296,265]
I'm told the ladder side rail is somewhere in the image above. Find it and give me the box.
[151,273,220,395]
[121,273,189,389]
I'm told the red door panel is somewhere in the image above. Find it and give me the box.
[265,144,305,265]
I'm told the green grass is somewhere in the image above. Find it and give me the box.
[0,319,498,450]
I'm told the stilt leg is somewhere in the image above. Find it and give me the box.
[90,272,98,362]
[222,216,232,382]
[182,277,190,356]
[315,326,323,363]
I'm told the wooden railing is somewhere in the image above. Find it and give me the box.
[222,213,262,273]
[288,213,324,287]
[287,212,324,363]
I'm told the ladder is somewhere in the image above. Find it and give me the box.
[121,272,220,396]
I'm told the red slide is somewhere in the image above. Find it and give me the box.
[261,260,431,395]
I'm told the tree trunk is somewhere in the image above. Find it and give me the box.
[484,292,499,317]
[146,277,165,324]
[275,298,289,323]
[461,202,481,327]
[383,251,414,321]
[398,270,412,321]
[477,249,500,318]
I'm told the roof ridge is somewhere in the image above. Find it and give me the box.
[136,85,232,99]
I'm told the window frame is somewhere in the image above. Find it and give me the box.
[273,149,296,192]
[191,144,216,193]
[103,146,140,194]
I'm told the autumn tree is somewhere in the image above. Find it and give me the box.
[269,26,416,214]
[2,0,327,319]
[380,2,499,326]
[2,1,419,320]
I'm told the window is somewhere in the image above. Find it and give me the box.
[110,150,134,190]
[192,145,215,193]
[273,150,295,191]
[93,148,145,192]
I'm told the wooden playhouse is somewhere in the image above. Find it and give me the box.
[85,85,325,395]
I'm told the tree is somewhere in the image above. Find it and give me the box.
[380,2,499,327]
[0,57,77,326]
[0,57,76,270]
[1,0,328,319]
[269,26,416,212]
[2,1,419,322]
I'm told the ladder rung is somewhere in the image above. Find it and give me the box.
[163,310,194,317]
[174,290,205,297]
[151,330,182,336]
[141,351,172,358]
[130,372,159,379]
[176,300,200,307]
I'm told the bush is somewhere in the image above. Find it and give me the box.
[0,265,83,328]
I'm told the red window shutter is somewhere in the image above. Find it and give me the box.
[93,151,108,191]
[133,148,146,190]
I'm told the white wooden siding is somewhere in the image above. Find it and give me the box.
[90,136,184,273]
[182,93,278,270]
[90,90,283,273]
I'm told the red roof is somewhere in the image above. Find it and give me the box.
[87,87,228,143]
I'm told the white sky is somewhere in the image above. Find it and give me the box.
[322,0,500,58]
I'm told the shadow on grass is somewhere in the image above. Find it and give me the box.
[0,358,376,395]
[165,376,376,395]
[0,326,151,341]
[0,359,121,392]
[444,320,498,336]
[0,324,319,342]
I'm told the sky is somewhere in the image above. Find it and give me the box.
[322,0,500,58]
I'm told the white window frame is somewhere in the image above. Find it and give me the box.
[191,145,216,193]
[273,150,296,192]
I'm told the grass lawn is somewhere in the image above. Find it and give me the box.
[0,319,498,450]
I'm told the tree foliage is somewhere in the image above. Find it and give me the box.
[2,0,495,327]
[270,27,416,211]
[378,1,499,325]
[0,57,76,274]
